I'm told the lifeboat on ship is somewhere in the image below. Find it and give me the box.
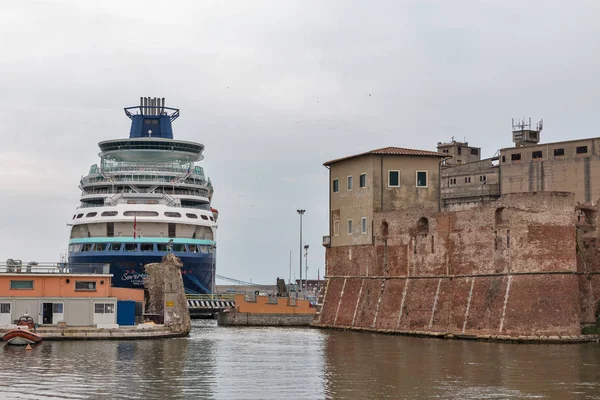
[211,207,219,222]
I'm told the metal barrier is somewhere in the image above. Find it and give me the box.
[185,294,236,301]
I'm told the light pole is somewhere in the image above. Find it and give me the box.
[304,244,309,296]
[297,209,305,298]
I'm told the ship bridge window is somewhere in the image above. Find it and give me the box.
[108,243,122,251]
[200,246,209,254]
[70,244,82,253]
[86,212,97,218]
[124,211,159,217]
[201,215,209,220]
[157,243,169,252]
[124,243,137,252]
[172,244,186,252]
[186,213,198,219]
[165,212,182,218]
[144,119,159,125]
[81,244,93,252]
[93,243,106,252]
[140,243,154,252]
[101,211,118,217]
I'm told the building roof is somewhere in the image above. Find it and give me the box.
[323,146,447,166]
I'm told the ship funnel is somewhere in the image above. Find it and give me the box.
[139,96,167,115]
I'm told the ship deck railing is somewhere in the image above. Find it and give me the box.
[0,262,110,275]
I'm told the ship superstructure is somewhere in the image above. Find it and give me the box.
[68,97,217,294]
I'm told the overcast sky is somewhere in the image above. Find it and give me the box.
[1,0,599,284]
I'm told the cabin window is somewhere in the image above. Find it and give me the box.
[93,243,105,252]
[0,303,10,313]
[101,211,118,217]
[164,212,181,218]
[361,217,367,234]
[577,146,588,154]
[360,174,367,188]
[388,171,399,187]
[210,217,214,221]
[76,213,83,219]
[347,220,353,235]
[532,151,543,159]
[108,243,121,251]
[75,281,97,291]
[554,148,565,156]
[186,213,198,219]
[124,211,159,217]
[86,212,97,218]
[201,215,209,220]
[416,171,428,187]
[347,176,353,190]
[333,179,339,193]
[10,280,34,290]
[94,303,115,314]
[511,153,521,161]
[140,243,154,252]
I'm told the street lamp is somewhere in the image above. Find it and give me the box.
[304,244,309,296]
[297,209,305,298]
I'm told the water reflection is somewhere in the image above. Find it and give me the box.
[0,322,598,399]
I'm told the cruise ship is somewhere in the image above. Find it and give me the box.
[67,97,218,294]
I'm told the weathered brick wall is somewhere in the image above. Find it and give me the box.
[576,204,600,325]
[317,192,585,337]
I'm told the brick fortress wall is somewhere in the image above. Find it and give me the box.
[315,192,599,337]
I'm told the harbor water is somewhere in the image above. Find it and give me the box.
[0,320,599,399]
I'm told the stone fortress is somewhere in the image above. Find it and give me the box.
[314,120,600,340]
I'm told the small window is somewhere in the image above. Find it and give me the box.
[388,171,399,187]
[502,155,506,163]
[124,243,137,252]
[347,176,353,190]
[554,148,565,157]
[108,243,122,251]
[76,213,83,219]
[347,220,353,235]
[93,243,105,252]
[361,217,367,234]
[210,217,214,221]
[471,148,479,155]
[359,174,366,188]
[457,147,462,155]
[10,280,34,289]
[151,120,159,125]
[416,171,427,187]
[95,303,115,314]
[86,212,97,218]
[532,151,543,159]
[124,211,159,217]
[577,146,588,154]
[144,119,152,125]
[75,281,97,291]
[53,303,64,313]
[164,212,182,218]
[333,179,339,193]
[201,215,209,220]
[480,175,487,184]
[333,220,339,236]
[511,153,521,161]
[186,213,198,219]
[464,177,471,183]
[140,243,154,252]
[107,222,114,237]
[101,211,118,217]
[0,303,10,313]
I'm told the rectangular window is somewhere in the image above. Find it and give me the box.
[10,280,33,290]
[333,220,339,237]
[361,217,367,234]
[94,303,115,314]
[0,303,11,313]
[502,155,506,163]
[388,171,399,187]
[75,281,97,291]
[554,148,565,156]
[359,174,366,188]
[471,148,479,155]
[416,171,428,187]
[347,220,353,235]
[108,243,121,251]
[511,153,521,161]
[333,179,339,193]
[347,176,353,190]
[480,175,487,183]
[107,222,114,237]
[457,147,462,155]
[532,151,543,159]
[577,146,588,154]
[464,177,471,183]
[168,223,176,238]
[52,303,64,313]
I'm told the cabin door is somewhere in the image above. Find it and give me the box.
[0,303,11,325]
[42,302,64,324]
